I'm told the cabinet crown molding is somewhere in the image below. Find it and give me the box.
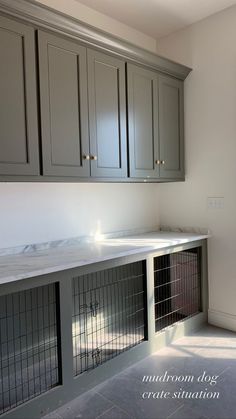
[0,0,191,80]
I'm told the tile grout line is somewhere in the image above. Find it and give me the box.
[43,327,236,419]
[166,403,184,419]
[218,365,231,377]
[96,391,135,418]
[95,405,115,419]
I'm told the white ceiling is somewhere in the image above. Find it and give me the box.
[76,0,236,38]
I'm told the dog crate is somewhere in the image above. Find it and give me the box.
[0,283,61,415]
[0,239,207,417]
[72,261,147,376]
[154,247,201,332]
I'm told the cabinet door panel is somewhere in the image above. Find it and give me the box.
[127,64,159,179]
[88,50,127,178]
[38,31,90,177]
[0,16,39,175]
[159,76,184,179]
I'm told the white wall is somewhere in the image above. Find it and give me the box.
[1,183,159,248]
[0,1,160,250]
[35,0,157,52]
[157,5,236,328]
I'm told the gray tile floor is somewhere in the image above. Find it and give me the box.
[43,325,236,419]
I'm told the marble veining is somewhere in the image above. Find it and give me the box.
[0,230,209,286]
[160,225,210,235]
[0,226,160,257]
[0,225,210,257]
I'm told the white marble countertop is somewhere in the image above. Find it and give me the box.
[0,231,208,285]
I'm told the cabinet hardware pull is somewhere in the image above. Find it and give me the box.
[161,160,165,165]
[90,155,98,161]
[83,154,90,160]
[155,160,161,165]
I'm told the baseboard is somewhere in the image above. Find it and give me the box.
[208,309,236,332]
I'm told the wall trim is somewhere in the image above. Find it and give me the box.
[208,309,236,332]
[0,0,191,80]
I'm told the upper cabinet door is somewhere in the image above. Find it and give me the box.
[0,16,39,175]
[38,31,90,177]
[87,50,127,178]
[127,64,160,179]
[159,76,184,179]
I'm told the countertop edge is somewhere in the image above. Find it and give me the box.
[0,234,209,286]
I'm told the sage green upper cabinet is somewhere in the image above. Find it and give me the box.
[0,16,39,175]
[159,75,184,179]
[127,64,160,179]
[38,31,90,177]
[87,50,127,178]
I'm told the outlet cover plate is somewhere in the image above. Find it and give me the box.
[207,197,224,210]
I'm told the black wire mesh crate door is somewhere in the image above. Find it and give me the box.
[154,247,201,332]
[0,283,61,415]
[72,261,147,376]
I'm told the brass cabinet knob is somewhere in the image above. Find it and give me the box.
[155,160,161,165]
[91,155,98,161]
[161,160,165,165]
[83,154,90,160]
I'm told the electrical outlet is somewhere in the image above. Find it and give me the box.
[207,197,224,210]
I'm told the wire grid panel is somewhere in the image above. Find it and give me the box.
[72,261,147,376]
[0,283,60,415]
[154,248,201,332]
